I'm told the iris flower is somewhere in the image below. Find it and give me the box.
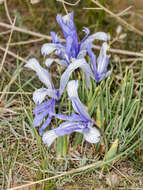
[25,58,94,135]
[25,58,60,135]
[88,42,112,83]
[41,11,109,67]
[42,80,100,147]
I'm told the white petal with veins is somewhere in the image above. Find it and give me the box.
[42,130,58,147]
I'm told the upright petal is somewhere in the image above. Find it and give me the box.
[56,12,75,38]
[67,80,79,98]
[80,32,109,51]
[56,12,79,58]
[67,80,91,121]
[59,59,94,95]
[97,42,108,74]
[81,27,90,43]
[88,43,97,75]
[25,58,53,89]
[51,31,61,43]
[70,97,91,122]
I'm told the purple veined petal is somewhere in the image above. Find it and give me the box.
[56,12,74,37]
[39,115,53,136]
[67,80,91,121]
[105,70,112,78]
[77,49,87,59]
[55,121,85,136]
[97,42,108,74]
[102,56,109,74]
[44,58,54,68]
[33,100,52,114]
[81,27,90,43]
[83,71,91,89]
[62,12,74,26]
[33,88,58,102]
[56,14,71,38]
[25,58,53,89]
[65,36,73,59]
[56,12,79,56]
[45,58,68,68]
[51,31,61,43]
[80,32,109,51]
[83,125,100,143]
[33,99,55,129]
[33,88,49,104]
[41,43,65,56]
[42,121,85,147]
[41,43,57,56]
[46,88,59,99]
[70,97,91,122]
[42,130,58,147]
[87,43,97,77]
[59,59,94,96]
[33,109,50,127]
[51,112,84,122]
[67,80,79,98]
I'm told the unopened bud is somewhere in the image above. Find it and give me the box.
[119,33,127,40]
[116,25,122,35]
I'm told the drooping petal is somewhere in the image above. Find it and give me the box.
[33,100,52,114]
[25,58,53,89]
[41,43,65,56]
[55,121,85,136]
[51,112,84,122]
[42,130,58,147]
[33,100,53,127]
[59,59,94,95]
[80,32,109,51]
[33,88,49,104]
[33,110,49,127]
[39,115,53,136]
[45,58,68,68]
[42,121,85,147]
[41,43,57,56]
[33,87,58,102]
[83,126,100,143]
